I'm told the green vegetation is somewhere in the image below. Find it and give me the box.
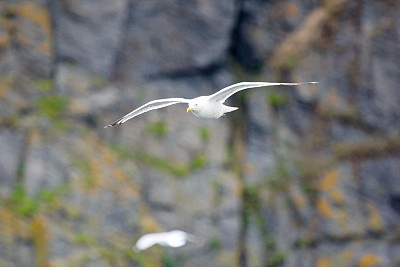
[37,95,69,120]
[267,252,286,267]
[98,246,118,265]
[162,252,178,267]
[135,150,188,176]
[208,236,222,250]
[265,161,290,192]
[75,232,96,246]
[283,54,300,71]
[199,127,210,142]
[292,237,317,249]
[92,76,106,87]
[189,153,207,171]
[73,158,99,189]
[39,184,70,208]
[110,143,207,177]
[146,120,168,138]
[35,79,53,92]
[8,183,70,218]
[10,183,38,217]
[267,92,288,110]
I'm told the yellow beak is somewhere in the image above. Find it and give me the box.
[187,107,193,113]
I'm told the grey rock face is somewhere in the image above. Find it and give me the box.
[54,0,127,78]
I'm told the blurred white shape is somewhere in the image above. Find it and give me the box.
[134,230,198,251]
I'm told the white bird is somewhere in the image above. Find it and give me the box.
[105,81,318,128]
[134,230,198,251]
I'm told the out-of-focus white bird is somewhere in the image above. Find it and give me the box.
[134,230,198,251]
[104,81,318,128]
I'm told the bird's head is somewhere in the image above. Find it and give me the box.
[187,103,198,113]
[187,97,205,113]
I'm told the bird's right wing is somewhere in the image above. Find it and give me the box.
[208,82,319,103]
[134,233,160,251]
[104,98,190,128]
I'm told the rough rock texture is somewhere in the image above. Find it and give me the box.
[1,0,400,266]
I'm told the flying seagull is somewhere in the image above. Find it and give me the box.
[105,81,318,128]
[134,230,198,251]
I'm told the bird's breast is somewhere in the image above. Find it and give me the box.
[192,102,223,119]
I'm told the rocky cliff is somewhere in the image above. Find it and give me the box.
[0,0,400,266]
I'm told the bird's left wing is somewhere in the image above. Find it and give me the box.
[104,98,190,128]
[208,82,319,103]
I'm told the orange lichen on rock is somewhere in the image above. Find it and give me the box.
[365,202,383,231]
[329,188,345,204]
[12,2,51,37]
[316,257,332,267]
[0,31,9,49]
[8,2,53,54]
[317,197,333,218]
[358,254,380,267]
[286,3,299,18]
[319,170,339,191]
[31,216,49,267]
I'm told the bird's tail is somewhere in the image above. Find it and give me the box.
[223,105,239,114]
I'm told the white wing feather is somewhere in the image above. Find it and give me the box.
[105,98,190,128]
[134,233,162,251]
[208,82,319,103]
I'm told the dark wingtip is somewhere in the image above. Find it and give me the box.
[104,121,121,128]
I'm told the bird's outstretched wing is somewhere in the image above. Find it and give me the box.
[208,82,319,103]
[134,233,161,251]
[104,98,190,128]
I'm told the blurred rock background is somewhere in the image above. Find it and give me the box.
[0,0,399,266]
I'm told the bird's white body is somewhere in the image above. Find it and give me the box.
[105,82,318,127]
[188,96,237,119]
[134,230,197,251]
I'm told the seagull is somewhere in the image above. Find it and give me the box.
[134,230,198,251]
[105,81,318,128]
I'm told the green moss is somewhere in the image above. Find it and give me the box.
[37,95,68,119]
[189,153,207,171]
[9,183,71,218]
[35,79,53,92]
[267,92,288,109]
[208,237,222,250]
[243,185,259,211]
[39,184,70,207]
[146,120,167,138]
[136,151,188,176]
[110,144,190,177]
[292,237,317,249]
[199,127,210,142]
[284,54,301,71]
[162,252,177,267]
[123,248,149,265]
[73,159,99,189]
[92,76,106,88]
[11,183,38,217]
[265,162,290,192]
[75,232,96,246]
[98,247,118,264]
[267,251,286,267]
